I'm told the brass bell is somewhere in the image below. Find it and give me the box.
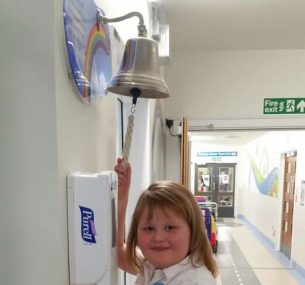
[107,37,170,99]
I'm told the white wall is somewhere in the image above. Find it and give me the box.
[165,50,305,120]
[0,1,63,284]
[0,0,152,284]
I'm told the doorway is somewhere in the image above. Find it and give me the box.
[195,163,236,217]
[281,152,297,259]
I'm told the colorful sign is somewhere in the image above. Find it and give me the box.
[264,98,305,114]
[197,151,237,157]
[63,0,112,103]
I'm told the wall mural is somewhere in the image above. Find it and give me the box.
[247,136,281,198]
[250,157,279,197]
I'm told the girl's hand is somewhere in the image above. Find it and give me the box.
[114,157,131,201]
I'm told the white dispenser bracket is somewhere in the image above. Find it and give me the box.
[67,171,117,285]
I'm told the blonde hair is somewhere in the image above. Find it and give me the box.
[126,181,218,278]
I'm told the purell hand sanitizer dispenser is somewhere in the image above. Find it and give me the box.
[67,171,117,285]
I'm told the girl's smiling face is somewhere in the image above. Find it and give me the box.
[137,207,191,269]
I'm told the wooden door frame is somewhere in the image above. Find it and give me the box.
[181,117,189,187]
[276,151,297,259]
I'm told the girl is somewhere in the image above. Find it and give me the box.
[115,157,218,285]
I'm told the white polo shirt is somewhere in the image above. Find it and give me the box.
[135,256,216,285]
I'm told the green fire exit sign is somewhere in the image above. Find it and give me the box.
[264,98,305,114]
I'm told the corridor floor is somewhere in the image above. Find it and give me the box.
[214,218,305,285]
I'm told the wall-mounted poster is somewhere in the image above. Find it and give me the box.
[63,0,112,103]
[220,173,229,184]
[198,174,210,192]
[195,165,213,201]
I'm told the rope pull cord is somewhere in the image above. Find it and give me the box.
[122,88,141,166]
[122,114,134,164]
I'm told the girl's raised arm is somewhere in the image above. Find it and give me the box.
[114,157,137,275]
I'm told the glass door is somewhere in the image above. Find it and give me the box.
[195,165,215,202]
[217,165,235,217]
[195,163,236,217]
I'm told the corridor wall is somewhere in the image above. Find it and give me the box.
[239,131,305,272]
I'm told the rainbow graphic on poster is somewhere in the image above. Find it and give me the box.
[83,23,111,101]
[63,0,112,103]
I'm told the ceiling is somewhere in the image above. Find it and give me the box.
[160,0,305,52]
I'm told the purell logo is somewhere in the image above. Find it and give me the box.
[79,206,96,244]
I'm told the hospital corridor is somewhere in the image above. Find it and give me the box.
[214,218,305,285]
[2,0,305,285]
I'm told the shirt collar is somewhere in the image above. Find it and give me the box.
[162,256,191,281]
[140,256,192,284]
[143,261,156,282]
